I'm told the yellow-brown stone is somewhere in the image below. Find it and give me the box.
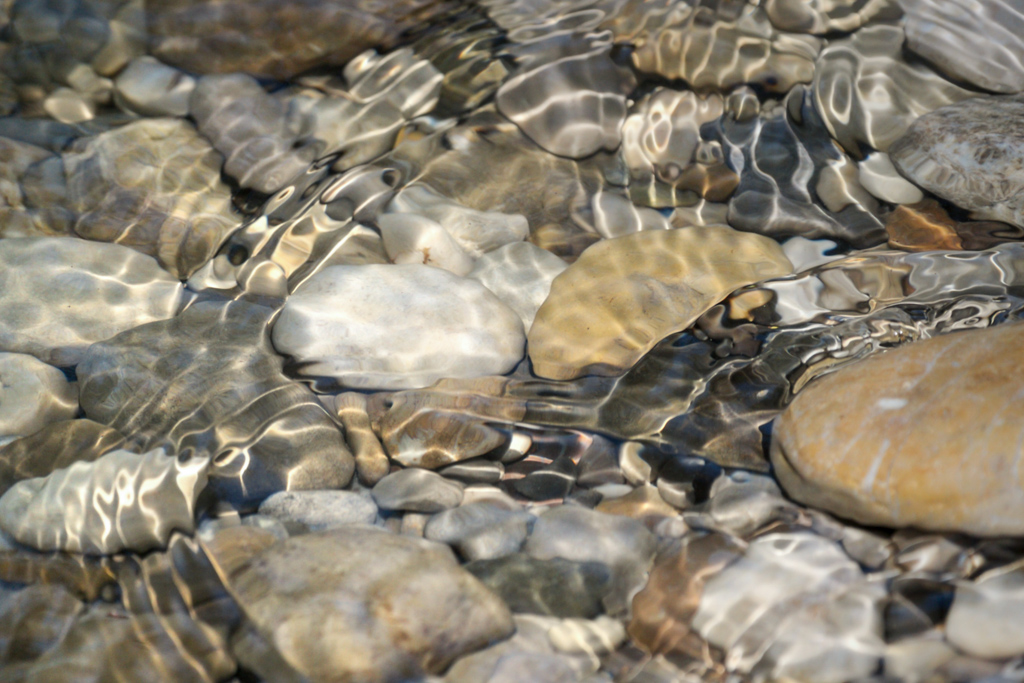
[771,322,1024,536]
[527,226,793,379]
[885,199,963,252]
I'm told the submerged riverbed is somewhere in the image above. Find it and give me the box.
[0,0,1023,681]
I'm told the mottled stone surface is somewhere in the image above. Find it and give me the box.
[78,300,353,508]
[528,227,793,379]
[228,527,514,682]
[0,353,77,438]
[0,448,207,555]
[64,118,237,278]
[466,554,612,619]
[425,503,531,561]
[764,0,899,34]
[0,237,182,366]
[372,468,464,513]
[772,322,1024,535]
[902,0,1024,94]
[257,490,378,532]
[890,96,1024,228]
[273,265,525,390]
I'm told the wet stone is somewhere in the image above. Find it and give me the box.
[0,352,77,438]
[424,502,532,561]
[0,584,83,665]
[113,56,195,117]
[465,553,613,619]
[372,467,465,513]
[772,322,1024,536]
[885,200,964,252]
[227,526,514,682]
[468,241,568,331]
[257,490,378,534]
[438,459,505,485]
[512,454,577,501]
[946,561,1024,659]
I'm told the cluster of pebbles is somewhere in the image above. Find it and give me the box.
[3,0,1024,681]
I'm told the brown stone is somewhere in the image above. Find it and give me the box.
[772,322,1024,536]
[885,200,963,252]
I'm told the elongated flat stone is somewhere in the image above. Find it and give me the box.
[527,226,793,379]
[772,322,1024,536]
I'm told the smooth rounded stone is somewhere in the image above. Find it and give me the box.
[0,135,66,239]
[629,532,745,661]
[902,0,1024,94]
[621,88,737,206]
[272,265,526,390]
[0,584,83,664]
[113,56,195,117]
[763,0,900,34]
[885,200,964,252]
[468,242,567,331]
[525,505,656,616]
[548,616,626,659]
[78,300,354,509]
[594,485,678,521]
[443,614,598,683]
[424,502,532,561]
[0,237,182,366]
[772,322,1024,535]
[43,87,95,124]
[858,152,924,205]
[512,455,578,501]
[576,435,623,489]
[228,527,514,682]
[257,490,378,534]
[527,227,793,380]
[0,447,207,555]
[693,532,886,681]
[466,554,613,619]
[439,459,504,485]
[328,392,389,486]
[147,0,444,80]
[684,471,796,537]
[462,485,524,511]
[496,41,635,159]
[378,213,476,276]
[618,441,651,486]
[0,353,77,438]
[372,468,465,513]
[884,636,957,682]
[946,561,1024,659]
[189,74,315,194]
[890,96,1024,229]
[812,24,975,155]
[387,184,529,259]
[64,117,239,279]
[0,419,124,497]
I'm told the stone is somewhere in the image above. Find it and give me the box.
[685,472,796,537]
[0,584,83,664]
[43,88,95,124]
[272,265,526,390]
[257,490,378,533]
[858,152,925,205]
[438,460,505,485]
[424,502,531,561]
[190,74,316,194]
[629,532,744,661]
[227,527,514,681]
[525,506,656,615]
[372,468,464,513]
[527,226,793,380]
[0,237,182,366]
[0,353,77,438]
[113,56,195,117]
[466,554,613,619]
[387,184,529,258]
[692,532,885,681]
[0,419,124,497]
[147,0,449,80]
[548,616,627,659]
[0,136,68,239]
[378,212,476,276]
[813,24,975,155]
[771,322,1024,535]
[0,447,208,555]
[78,300,354,509]
[902,0,1024,95]
[64,118,238,279]
[468,242,567,331]
[594,485,677,521]
[512,455,577,501]
[946,561,1024,659]
[328,392,390,486]
[884,636,956,682]
[885,200,963,252]
[763,0,900,34]
[890,96,1024,229]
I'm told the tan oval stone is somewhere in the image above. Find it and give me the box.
[771,322,1024,536]
[527,226,793,380]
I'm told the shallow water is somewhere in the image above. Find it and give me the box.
[1,0,1024,681]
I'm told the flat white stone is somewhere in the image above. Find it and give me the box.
[468,242,567,330]
[114,56,195,117]
[946,562,1024,659]
[378,213,476,276]
[0,353,77,437]
[857,152,924,205]
[272,264,525,390]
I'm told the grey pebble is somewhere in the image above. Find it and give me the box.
[257,490,378,534]
[372,467,465,512]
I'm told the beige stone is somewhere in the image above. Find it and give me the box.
[772,322,1024,536]
[528,226,793,379]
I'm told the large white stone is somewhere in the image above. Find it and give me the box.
[0,353,77,437]
[0,237,183,366]
[272,264,526,390]
[468,242,567,330]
